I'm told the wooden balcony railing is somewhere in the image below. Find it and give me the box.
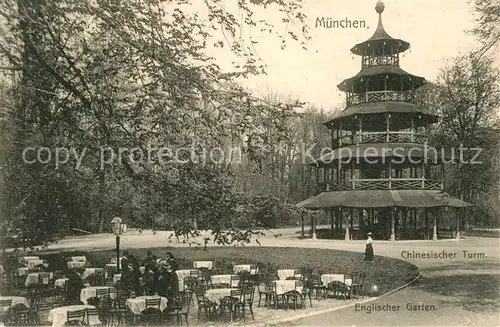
[346,90,415,107]
[334,131,428,148]
[317,178,442,193]
[362,55,399,68]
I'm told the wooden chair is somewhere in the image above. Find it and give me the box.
[168,291,191,326]
[86,307,102,326]
[240,285,255,320]
[350,272,366,298]
[145,298,161,310]
[193,287,217,321]
[65,309,86,326]
[220,289,242,322]
[285,281,305,310]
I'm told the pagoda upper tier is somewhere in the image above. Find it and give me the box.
[350,1,410,57]
[336,1,427,103]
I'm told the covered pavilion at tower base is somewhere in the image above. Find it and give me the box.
[297,190,473,241]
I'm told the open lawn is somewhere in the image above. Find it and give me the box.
[34,246,419,295]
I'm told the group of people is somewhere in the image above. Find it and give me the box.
[63,250,181,309]
[119,251,179,304]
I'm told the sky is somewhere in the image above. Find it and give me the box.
[198,0,496,110]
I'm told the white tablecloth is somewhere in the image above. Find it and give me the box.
[233,264,259,275]
[18,256,39,264]
[205,288,238,305]
[25,272,53,286]
[321,274,345,286]
[0,296,29,312]
[48,304,100,327]
[26,260,44,269]
[175,269,198,291]
[71,256,87,262]
[16,267,29,276]
[113,274,121,284]
[0,265,4,274]
[125,296,168,315]
[81,268,103,280]
[273,280,303,295]
[211,275,239,287]
[80,286,116,304]
[55,278,69,288]
[193,261,213,269]
[277,269,301,280]
[68,261,87,269]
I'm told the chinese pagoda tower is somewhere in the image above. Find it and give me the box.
[298,1,472,241]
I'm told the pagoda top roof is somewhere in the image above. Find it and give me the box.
[350,2,410,56]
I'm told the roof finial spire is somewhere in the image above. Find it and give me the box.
[375,1,385,15]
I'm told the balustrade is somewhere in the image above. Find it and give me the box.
[362,54,399,68]
[346,90,415,107]
[320,178,442,192]
[334,131,427,147]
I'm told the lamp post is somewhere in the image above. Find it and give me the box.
[111,217,126,272]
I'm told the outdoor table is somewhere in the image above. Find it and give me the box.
[273,280,302,295]
[0,296,29,313]
[233,264,259,275]
[81,268,103,280]
[54,278,69,288]
[67,261,87,269]
[25,272,53,286]
[26,260,44,269]
[18,256,39,264]
[204,288,238,305]
[16,267,29,276]
[193,261,213,269]
[210,274,239,287]
[320,274,345,286]
[0,265,4,274]
[70,256,87,262]
[48,304,99,327]
[125,295,168,315]
[277,269,301,280]
[175,269,198,291]
[80,286,116,304]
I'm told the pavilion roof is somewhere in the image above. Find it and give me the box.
[337,66,426,92]
[324,102,439,128]
[297,190,473,209]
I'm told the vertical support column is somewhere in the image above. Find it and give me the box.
[388,158,392,189]
[421,156,425,188]
[441,162,445,190]
[411,115,415,142]
[351,160,355,189]
[301,214,305,239]
[386,113,390,142]
[345,208,353,241]
[358,116,363,144]
[330,208,334,234]
[312,215,317,240]
[424,208,429,239]
[339,207,343,231]
[391,208,395,241]
[433,209,438,241]
[339,122,343,146]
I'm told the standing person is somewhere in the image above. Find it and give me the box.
[156,260,178,312]
[364,232,374,262]
[165,252,178,272]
